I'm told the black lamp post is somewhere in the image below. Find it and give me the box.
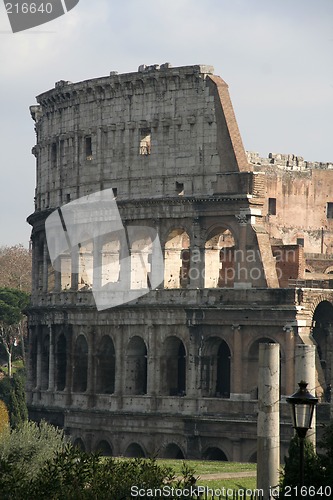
[286,381,318,486]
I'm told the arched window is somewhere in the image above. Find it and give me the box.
[162,336,186,396]
[96,440,113,456]
[73,438,86,451]
[73,335,88,392]
[162,443,184,459]
[56,334,67,391]
[201,337,231,398]
[203,447,228,461]
[312,300,333,390]
[205,228,235,288]
[125,443,145,458]
[96,336,115,394]
[41,334,49,390]
[125,337,147,395]
[164,230,190,289]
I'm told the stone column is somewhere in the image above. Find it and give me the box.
[232,324,242,396]
[71,245,79,291]
[295,344,316,447]
[232,439,241,462]
[36,329,42,391]
[284,325,295,396]
[187,327,198,397]
[114,327,125,409]
[189,218,204,289]
[93,236,102,290]
[87,333,96,407]
[42,239,49,293]
[48,324,55,391]
[119,230,131,291]
[147,324,157,395]
[234,213,248,286]
[257,343,280,500]
[65,328,73,406]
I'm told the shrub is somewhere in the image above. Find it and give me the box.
[0,400,9,434]
[0,369,27,428]
[0,419,67,498]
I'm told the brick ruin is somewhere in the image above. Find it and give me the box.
[26,64,333,461]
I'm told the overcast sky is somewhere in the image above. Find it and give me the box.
[0,0,332,247]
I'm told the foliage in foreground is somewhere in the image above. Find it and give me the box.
[0,420,197,499]
[280,420,333,496]
[0,419,67,489]
[0,369,27,428]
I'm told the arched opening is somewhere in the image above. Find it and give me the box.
[125,443,145,458]
[203,447,228,461]
[205,228,235,288]
[101,235,121,287]
[125,336,147,395]
[41,334,49,390]
[163,443,184,459]
[161,336,186,396]
[248,451,257,463]
[96,440,113,456]
[31,336,37,388]
[56,334,67,391]
[73,335,88,392]
[201,337,231,398]
[246,338,281,397]
[96,336,115,394]
[78,237,93,290]
[130,232,153,289]
[312,300,333,390]
[164,229,190,289]
[73,438,86,452]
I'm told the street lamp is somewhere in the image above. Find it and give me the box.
[286,381,318,486]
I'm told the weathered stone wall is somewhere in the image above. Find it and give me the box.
[248,152,333,256]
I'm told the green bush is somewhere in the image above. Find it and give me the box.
[0,369,27,428]
[0,429,197,499]
[280,435,322,493]
[0,419,67,496]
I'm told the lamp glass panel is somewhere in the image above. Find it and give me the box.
[295,403,313,429]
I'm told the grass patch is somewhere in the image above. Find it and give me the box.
[156,459,256,476]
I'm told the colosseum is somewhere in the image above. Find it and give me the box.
[26,63,333,461]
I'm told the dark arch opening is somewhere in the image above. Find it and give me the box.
[201,337,231,398]
[216,341,231,398]
[125,336,147,395]
[163,443,184,459]
[41,334,49,390]
[73,438,85,452]
[31,337,37,388]
[162,336,186,396]
[96,336,115,394]
[248,451,257,463]
[96,440,113,456]
[313,300,333,391]
[56,334,67,391]
[203,447,228,461]
[73,335,88,392]
[125,443,145,458]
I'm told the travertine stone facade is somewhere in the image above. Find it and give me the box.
[26,65,333,462]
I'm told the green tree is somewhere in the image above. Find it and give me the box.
[0,370,28,428]
[0,288,29,377]
[0,419,67,498]
[280,435,322,494]
[318,420,333,487]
